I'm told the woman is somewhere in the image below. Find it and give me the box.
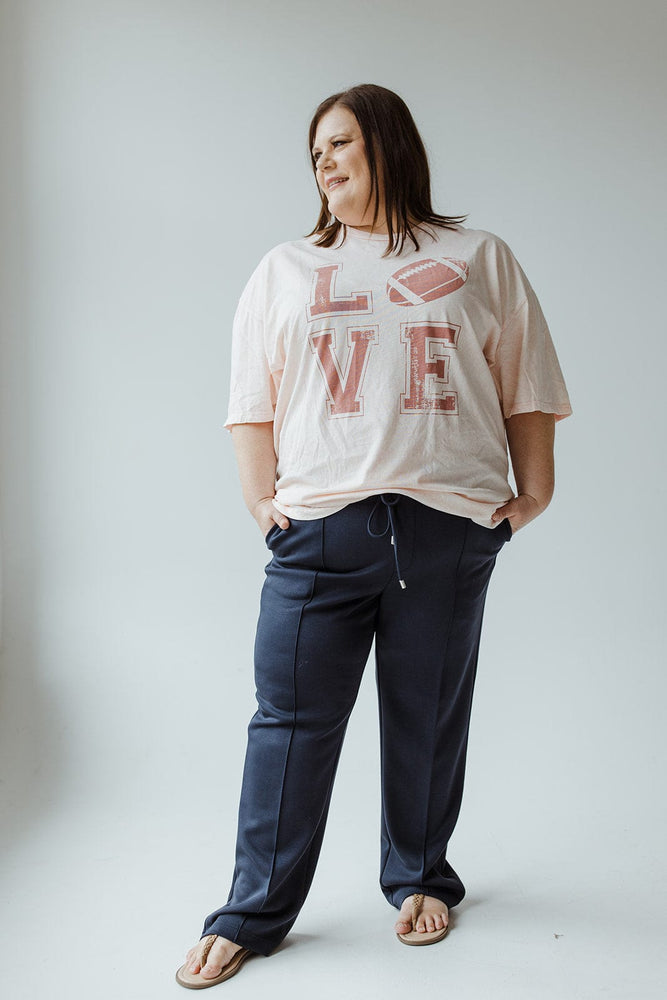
[176,83,572,988]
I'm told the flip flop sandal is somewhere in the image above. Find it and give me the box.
[175,934,253,989]
[396,893,450,946]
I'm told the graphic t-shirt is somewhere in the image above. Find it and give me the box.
[224,222,572,527]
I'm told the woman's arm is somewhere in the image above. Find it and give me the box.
[490,410,556,533]
[229,422,291,536]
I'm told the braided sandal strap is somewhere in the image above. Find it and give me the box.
[199,934,217,968]
[411,893,425,930]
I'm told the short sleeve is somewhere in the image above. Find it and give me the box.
[223,269,277,431]
[489,248,572,422]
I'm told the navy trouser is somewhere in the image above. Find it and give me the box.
[202,493,511,956]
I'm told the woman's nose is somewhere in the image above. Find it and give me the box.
[318,148,334,170]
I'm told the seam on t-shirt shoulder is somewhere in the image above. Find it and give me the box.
[499,295,528,337]
[236,299,264,321]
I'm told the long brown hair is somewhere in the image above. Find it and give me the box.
[306,83,468,257]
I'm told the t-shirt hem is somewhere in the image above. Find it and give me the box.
[272,488,514,529]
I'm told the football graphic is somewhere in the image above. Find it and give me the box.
[387,257,469,306]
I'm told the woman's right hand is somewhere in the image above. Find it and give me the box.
[252,496,291,538]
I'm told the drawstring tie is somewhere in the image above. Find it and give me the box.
[366,493,407,590]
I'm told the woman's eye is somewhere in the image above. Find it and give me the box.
[313,141,346,164]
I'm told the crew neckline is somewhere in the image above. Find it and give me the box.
[343,226,389,243]
[342,223,446,245]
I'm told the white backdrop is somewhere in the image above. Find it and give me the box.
[1,2,665,998]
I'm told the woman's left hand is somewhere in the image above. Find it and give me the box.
[491,493,544,535]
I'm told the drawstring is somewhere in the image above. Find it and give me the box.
[366,493,407,590]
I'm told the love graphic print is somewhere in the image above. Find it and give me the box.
[305,259,469,419]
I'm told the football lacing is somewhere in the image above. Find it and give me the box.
[399,260,438,280]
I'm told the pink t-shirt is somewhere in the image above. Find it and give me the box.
[224,223,572,527]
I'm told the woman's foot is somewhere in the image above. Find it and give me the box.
[180,934,243,982]
[394,893,449,936]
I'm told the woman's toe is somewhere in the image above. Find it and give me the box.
[200,944,222,978]
[201,962,222,980]
[201,938,242,979]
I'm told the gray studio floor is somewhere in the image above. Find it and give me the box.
[2,740,664,1000]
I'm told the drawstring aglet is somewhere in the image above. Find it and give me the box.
[399,579,407,589]
[391,535,395,545]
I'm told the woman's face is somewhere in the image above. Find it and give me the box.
[312,105,386,233]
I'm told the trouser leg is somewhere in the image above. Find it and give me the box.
[201,506,393,955]
[374,499,510,910]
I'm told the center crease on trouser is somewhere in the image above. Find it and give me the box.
[366,493,407,589]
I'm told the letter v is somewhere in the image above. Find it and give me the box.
[309,326,379,417]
